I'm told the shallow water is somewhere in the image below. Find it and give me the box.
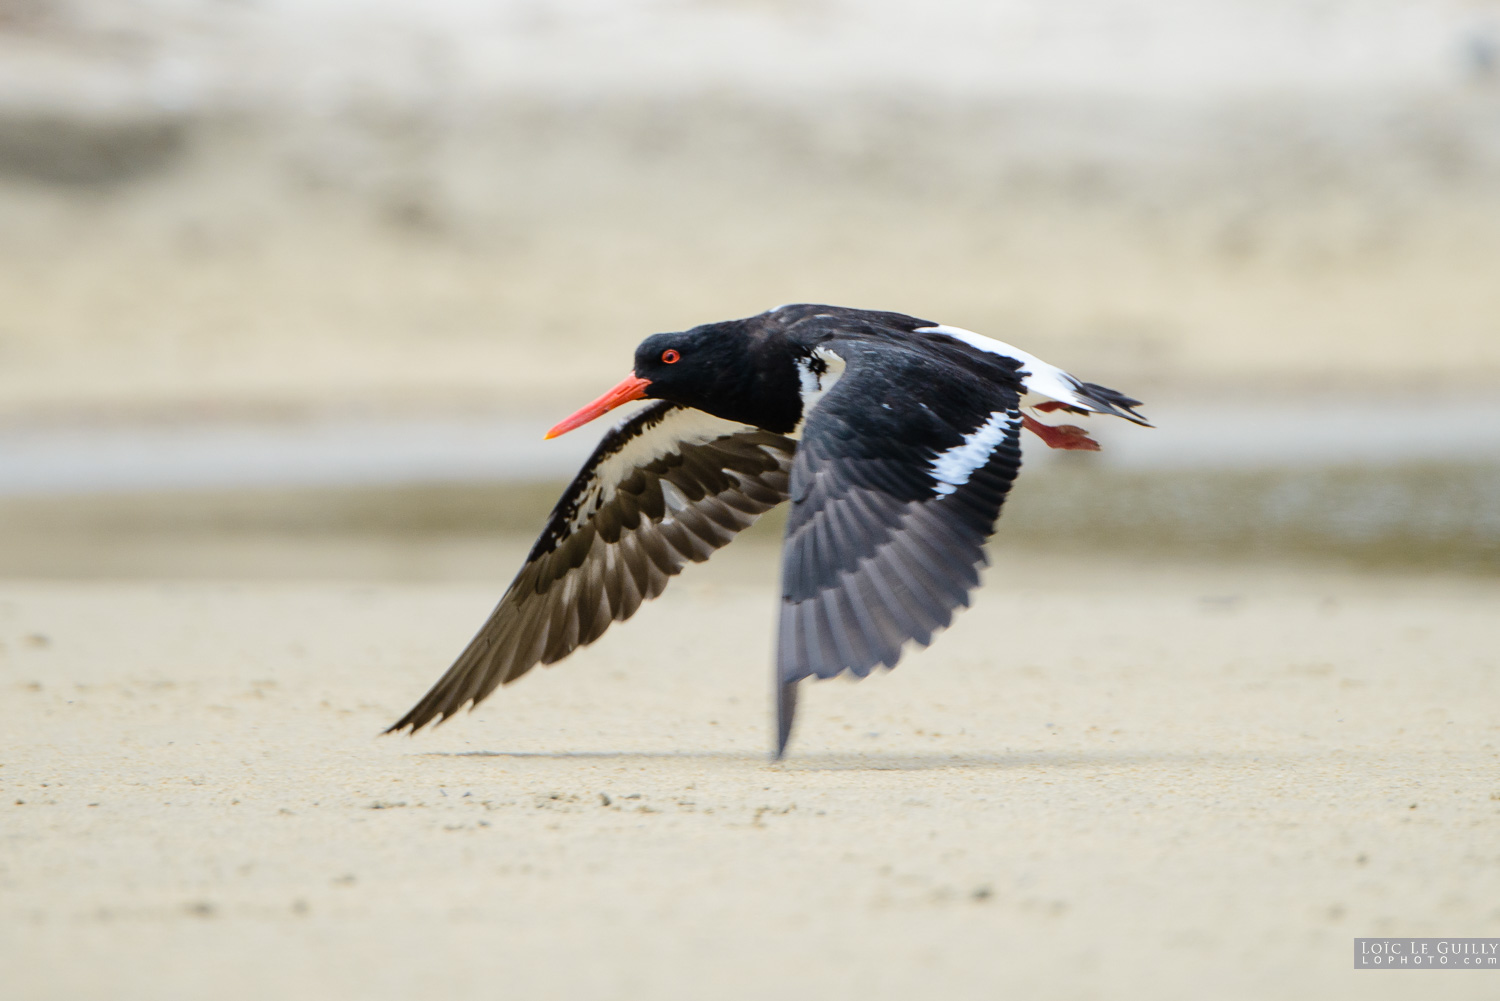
[4,398,1499,496]
[3,400,1497,577]
[1,465,1494,580]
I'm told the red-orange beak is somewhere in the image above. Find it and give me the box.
[544,372,652,439]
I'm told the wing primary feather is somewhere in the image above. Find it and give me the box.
[844,565,906,669]
[614,530,655,602]
[824,587,874,677]
[812,594,846,677]
[542,572,582,663]
[599,540,626,621]
[775,677,798,760]
[573,539,606,644]
[777,601,802,681]
[872,535,943,642]
[858,540,932,644]
[448,631,504,714]
[798,596,829,678]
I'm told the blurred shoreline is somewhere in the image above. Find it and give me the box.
[3,2,1499,578]
[3,92,1500,423]
[3,397,1496,577]
[3,459,1495,579]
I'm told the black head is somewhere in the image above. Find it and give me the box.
[545,313,806,439]
[632,319,803,433]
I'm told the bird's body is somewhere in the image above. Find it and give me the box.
[387,304,1150,756]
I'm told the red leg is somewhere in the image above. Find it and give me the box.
[1022,414,1100,451]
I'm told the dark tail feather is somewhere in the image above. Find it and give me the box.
[1076,382,1153,427]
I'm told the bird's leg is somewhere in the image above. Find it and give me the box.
[1022,414,1100,451]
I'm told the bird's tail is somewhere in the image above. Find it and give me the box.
[1074,382,1153,426]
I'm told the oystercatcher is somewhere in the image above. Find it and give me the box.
[387,304,1150,757]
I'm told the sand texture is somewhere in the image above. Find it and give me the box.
[4,547,1498,999]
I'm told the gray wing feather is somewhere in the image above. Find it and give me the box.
[774,345,1024,755]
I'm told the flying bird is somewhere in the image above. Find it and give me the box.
[387,305,1150,756]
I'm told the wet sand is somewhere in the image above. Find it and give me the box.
[4,545,1498,999]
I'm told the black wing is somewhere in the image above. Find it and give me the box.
[775,340,1024,755]
[388,401,796,733]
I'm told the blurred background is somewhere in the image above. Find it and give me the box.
[1,0,1498,577]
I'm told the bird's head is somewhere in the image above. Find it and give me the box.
[545,319,802,438]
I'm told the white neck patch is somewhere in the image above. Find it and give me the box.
[928,409,1020,496]
[790,346,846,437]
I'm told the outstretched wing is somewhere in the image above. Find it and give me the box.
[775,340,1024,755]
[389,401,796,733]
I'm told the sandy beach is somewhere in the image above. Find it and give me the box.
[5,544,1498,999]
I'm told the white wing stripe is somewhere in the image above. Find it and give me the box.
[928,410,1019,497]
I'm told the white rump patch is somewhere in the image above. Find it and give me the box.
[915,323,1091,412]
[928,410,1019,497]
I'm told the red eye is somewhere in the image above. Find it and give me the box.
[661,349,680,364]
